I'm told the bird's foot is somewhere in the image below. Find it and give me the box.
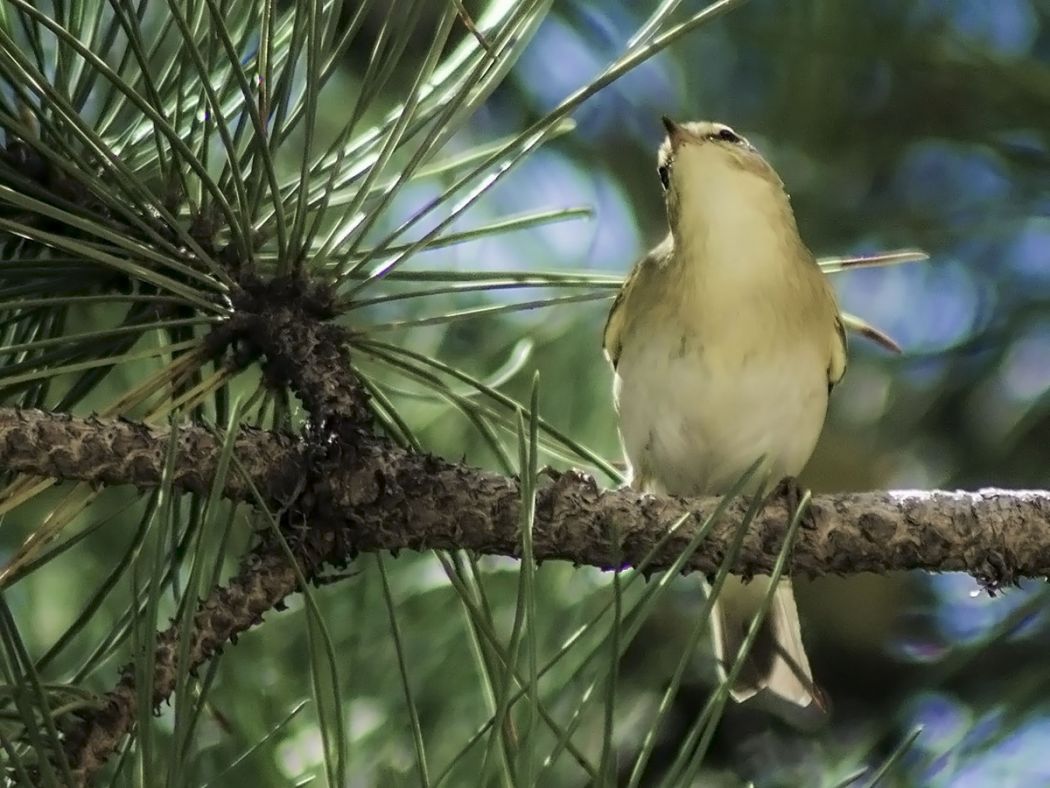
[771,475,815,528]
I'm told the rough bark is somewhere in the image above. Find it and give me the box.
[59,542,320,785]
[4,407,1048,585]
[0,408,304,504]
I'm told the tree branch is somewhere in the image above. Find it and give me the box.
[0,408,304,504]
[4,407,1047,584]
[60,538,337,786]
[223,276,372,436]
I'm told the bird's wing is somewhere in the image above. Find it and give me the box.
[602,274,632,370]
[828,311,848,392]
[603,239,671,370]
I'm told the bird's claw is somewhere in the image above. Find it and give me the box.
[771,475,815,527]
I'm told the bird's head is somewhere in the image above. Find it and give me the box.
[656,117,791,244]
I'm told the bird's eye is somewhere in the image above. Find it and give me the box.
[657,164,670,190]
[716,127,741,143]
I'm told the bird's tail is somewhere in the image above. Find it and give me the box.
[710,576,816,707]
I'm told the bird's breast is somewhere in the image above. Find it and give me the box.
[614,322,829,497]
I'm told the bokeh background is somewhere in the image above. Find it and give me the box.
[5,0,1050,785]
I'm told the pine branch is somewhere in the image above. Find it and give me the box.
[60,540,328,786]
[222,275,372,435]
[3,406,1045,584]
[0,408,303,504]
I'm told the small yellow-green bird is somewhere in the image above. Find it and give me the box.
[603,117,847,707]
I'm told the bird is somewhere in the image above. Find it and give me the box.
[602,117,847,707]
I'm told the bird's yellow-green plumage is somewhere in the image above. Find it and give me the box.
[604,119,846,706]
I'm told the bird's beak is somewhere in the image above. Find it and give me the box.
[661,116,688,149]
